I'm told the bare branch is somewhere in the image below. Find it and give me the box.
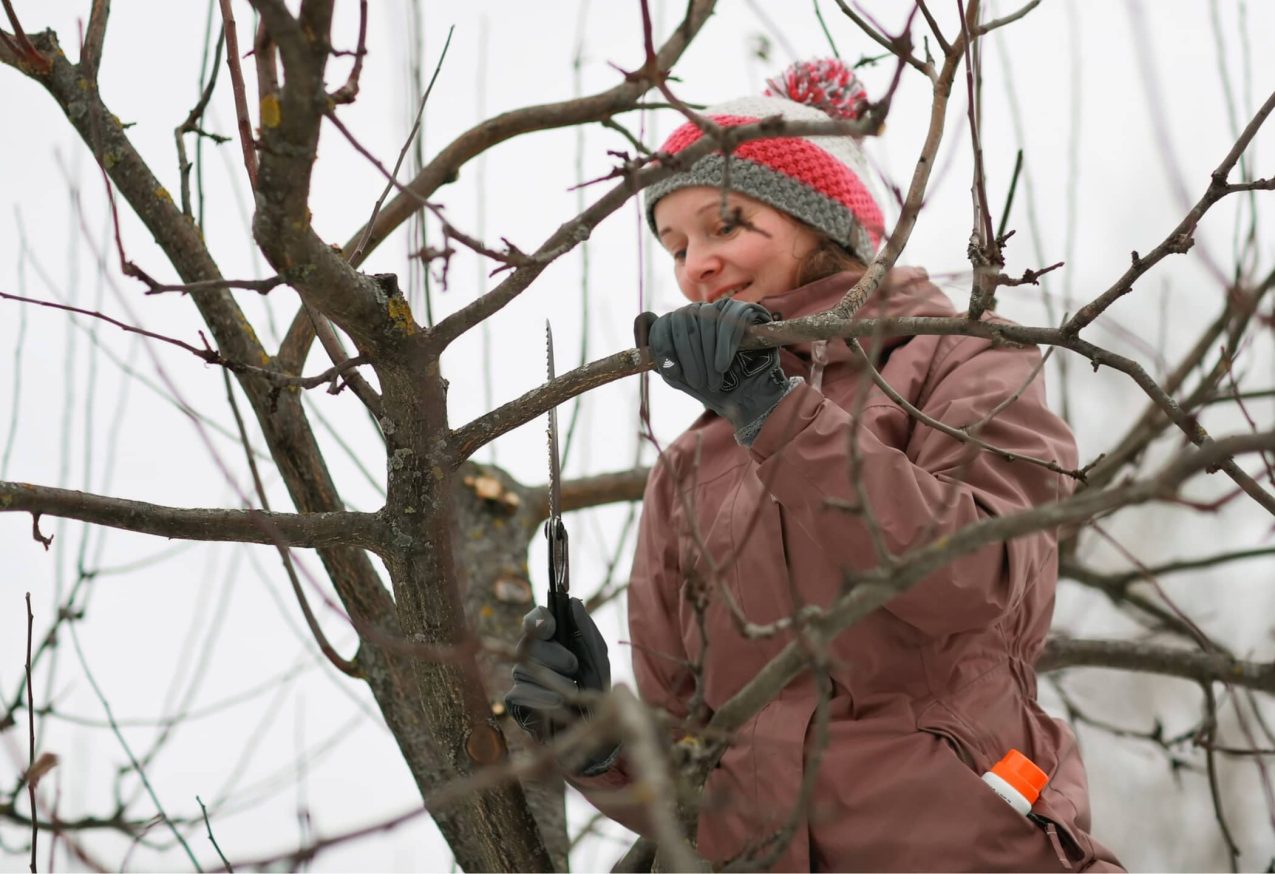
[845,338,1083,480]
[832,0,930,72]
[830,20,968,322]
[428,112,878,356]
[1063,546,1275,590]
[0,3,50,73]
[976,0,1043,36]
[613,687,706,872]
[1224,177,1275,193]
[81,0,109,80]
[143,275,282,296]
[25,591,37,873]
[994,260,1064,287]
[328,0,367,103]
[175,30,227,218]
[196,797,232,872]
[298,299,385,419]
[348,24,453,263]
[1065,86,1275,335]
[914,1,950,54]
[221,369,361,678]
[1038,639,1275,693]
[450,348,642,464]
[1086,269,1274,488]
[65,621,203,870]
[216,0,257,189]
[339,0,718,266]
[0,482,381,551]
[0,291,371,392]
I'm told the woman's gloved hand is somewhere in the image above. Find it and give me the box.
[504,599,618,776]
[643,299,789,431]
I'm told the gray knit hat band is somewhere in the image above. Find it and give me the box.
[644,153,877,265]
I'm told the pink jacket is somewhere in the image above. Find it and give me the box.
[575,269,1123,872]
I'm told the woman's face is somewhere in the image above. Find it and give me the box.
[654,188,820,304]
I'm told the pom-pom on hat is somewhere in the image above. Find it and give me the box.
[645,59,885,265]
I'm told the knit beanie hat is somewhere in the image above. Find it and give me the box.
[645,59,885,265]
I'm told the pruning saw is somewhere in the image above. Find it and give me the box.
[544,321,580,656]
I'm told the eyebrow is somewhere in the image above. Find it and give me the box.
[658,199,738,238]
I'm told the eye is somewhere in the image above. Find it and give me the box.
[671,248,686,262]
[714,222,738,237]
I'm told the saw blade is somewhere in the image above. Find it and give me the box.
[545,320,562,522]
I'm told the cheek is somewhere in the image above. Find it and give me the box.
[672,265,697,300]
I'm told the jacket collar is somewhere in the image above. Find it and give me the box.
[757,266,957,372]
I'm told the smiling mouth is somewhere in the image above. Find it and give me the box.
[711,282,751,302]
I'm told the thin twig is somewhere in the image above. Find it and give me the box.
[81,0,110,81]
[196,796,232,871]
[1201,685,1242,872]
[176,30,227,218]
[915,0,950,54]
[221,369,361,677]
[66,623,204,870]
[143,275,283,296]
[994,260,1063,287]
[1065,85,1275,335]
[350,24,454,262]
[996,148,1024,241]
[832,0,928,72]
[25,592,37,874]
[0,481,380,551]
[845,338,1083,480]
[0,291,369,391]
[328,0,367,103]
[975,0,1043,36]
[959,0,1002,321]
[297,300,385,420]
[0,0,50,72]
[216,0,258,189]
[812,0,840,59]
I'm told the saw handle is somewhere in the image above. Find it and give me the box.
[544,516,578,655]
[548,588,580,656]
[634,311,658,362]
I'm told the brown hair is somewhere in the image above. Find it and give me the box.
[795,234,867,287]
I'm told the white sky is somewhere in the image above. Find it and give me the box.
[2,1,1274,870]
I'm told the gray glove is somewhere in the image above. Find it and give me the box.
[504,599,618,775]
[646,299,788,430]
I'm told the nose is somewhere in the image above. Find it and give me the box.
[683,243,720,296]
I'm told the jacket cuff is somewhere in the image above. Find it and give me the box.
[746,380,825,459]
[735,377,804,446]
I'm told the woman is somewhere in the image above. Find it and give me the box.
[506,59,1123,872]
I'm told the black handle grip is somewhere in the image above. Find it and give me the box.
[633,311,657,361]
[548,589,577,653]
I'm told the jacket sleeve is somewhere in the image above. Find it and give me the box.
[567,453,697,833]
[748,335,1078,637]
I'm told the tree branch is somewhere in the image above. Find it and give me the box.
[1038,638,1275,693]
[0,482,381,551]
[216,0,257,189]
[81,0,109,81]
[845,337,1083,480]
[832,0,930,72]
[427,112,877,358]
[338,0,717,267]
[0,289,373,393]
[249,0,390,348]
[327,0,366,104]
[1064,86,1275,335]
